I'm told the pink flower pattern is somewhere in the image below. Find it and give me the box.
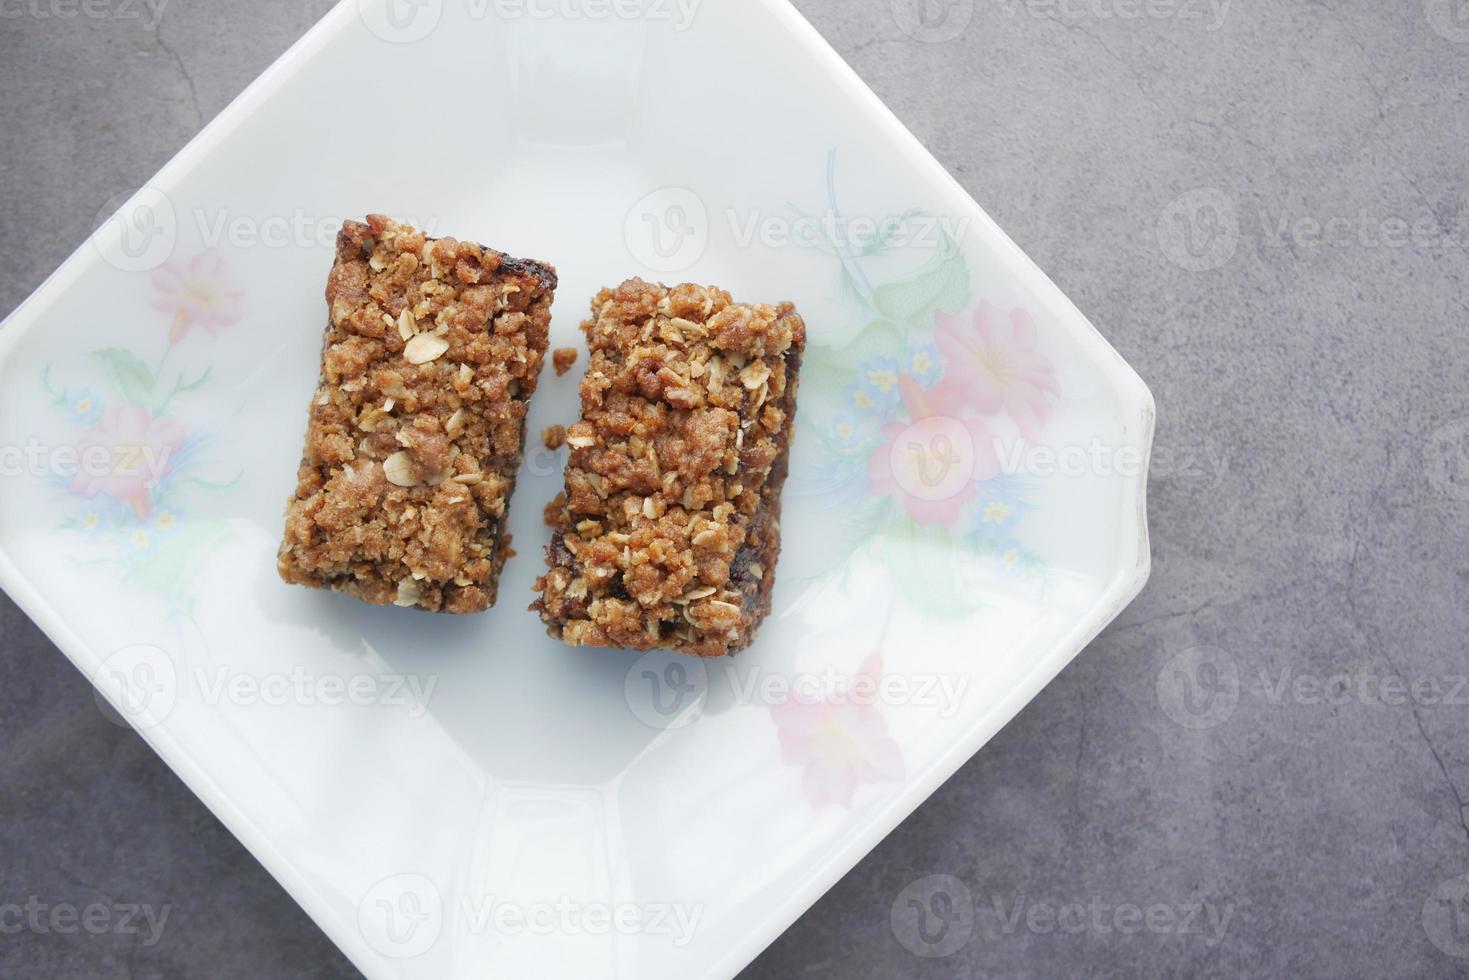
[69,405,186,520]
[771,654,907,807]
[151,250,246,343]
[869,377,1000,526]
[935,304,1060,440]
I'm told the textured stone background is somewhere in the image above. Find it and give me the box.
[3,0,1468,976]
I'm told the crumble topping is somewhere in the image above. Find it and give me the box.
[279,215,555,613]
[552,347,579,376]
[533,278,804,656]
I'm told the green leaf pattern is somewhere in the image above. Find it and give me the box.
[47,252,244,612]
[786,155,1053,614]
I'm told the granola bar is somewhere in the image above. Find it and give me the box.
[278,215,555,613]
[532,278,805,657]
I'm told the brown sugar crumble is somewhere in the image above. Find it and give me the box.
[278,215,555,613]
[543,491,566,530]
[552,347,579,376]
[531,278,805,657]
[541,424,567,450]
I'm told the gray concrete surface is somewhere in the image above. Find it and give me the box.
[3,0,1468,976]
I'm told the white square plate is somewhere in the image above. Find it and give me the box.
[0,1,1153,977]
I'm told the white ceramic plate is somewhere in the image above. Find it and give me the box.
[0,1,1153,977]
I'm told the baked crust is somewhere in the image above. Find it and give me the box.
[278,215,555,613]
[532,278,805,656]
